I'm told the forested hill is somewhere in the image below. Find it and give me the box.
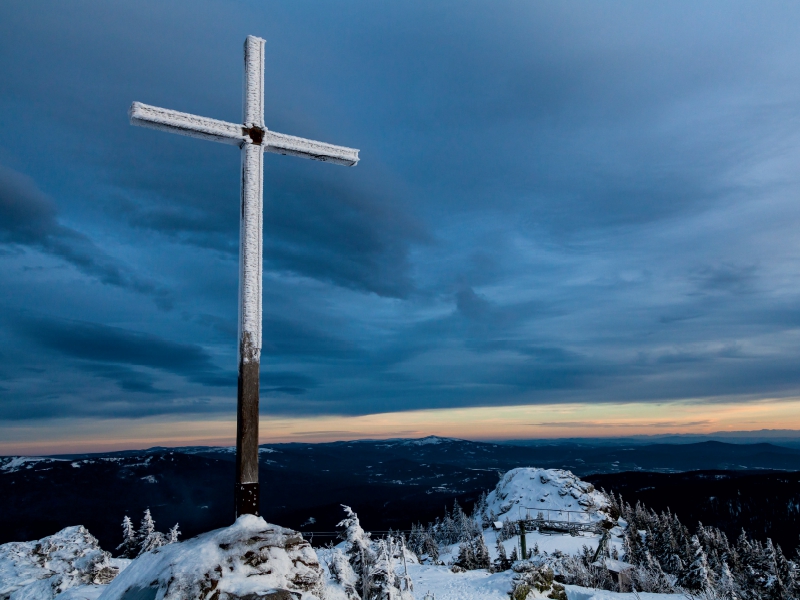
[3,437,800,551]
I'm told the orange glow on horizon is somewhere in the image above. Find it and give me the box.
[3,396,800,455]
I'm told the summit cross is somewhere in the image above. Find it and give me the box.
[129,35,359,518]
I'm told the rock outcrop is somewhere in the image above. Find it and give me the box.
[481,468,609,524]
[98,515,324,600]
[0,525,116,600]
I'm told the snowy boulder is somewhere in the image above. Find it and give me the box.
[482,468,609,524]
[98,515,324,600]
[0,525,116,600]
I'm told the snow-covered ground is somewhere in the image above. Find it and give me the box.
[563,587,679,600]
[408,563,515,600]
[0,456,67,473]
[0,466,682,600]
[405,567,679,600]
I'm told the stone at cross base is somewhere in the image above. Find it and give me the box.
[98,516,324,600]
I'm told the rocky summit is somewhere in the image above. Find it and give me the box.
[98,515,324,600]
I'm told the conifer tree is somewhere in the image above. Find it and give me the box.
[167,523,181,544]
[495,538,511,572]
[137,509,167,555]
[656,512,682,575]
[116,515,139,559]
[408,524,424,558]
[776,543,797,598]
[338,505,377,598]
[138,509,155,542]
[475,491,489,527]
[330,547,361,600]
[716,561,739,600]
[623,525,647,566]
[678,535,712,592]
[455,537,476,570]
[422,529,439,564]
[370,538,398,600]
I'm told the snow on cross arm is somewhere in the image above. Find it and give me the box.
[129,34,359,518]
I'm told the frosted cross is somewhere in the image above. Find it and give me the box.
[129,36,359,518]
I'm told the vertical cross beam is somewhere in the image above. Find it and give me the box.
[235,35,266,518]
[129,34,358,522]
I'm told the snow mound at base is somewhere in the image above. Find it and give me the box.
[482,468,609,523]
[0,525,117,600]
[98,515,324,600]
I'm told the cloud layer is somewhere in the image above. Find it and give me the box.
[2,1,800,436]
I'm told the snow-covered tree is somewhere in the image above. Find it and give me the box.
[716,561,739,600]
[497,519,517,543]
[473,533,491,569]
[776,544,797,599]
[137,509,155,542]
[679,535,712,592]
[474,491,489,527]
[494,538,511,572]
[396,538,414,596]
[338,505,377,599]
[370,538,398,600]
[630,551,674,594]
[454,532,490,571]
[622,525,646,566]
[330,547,361,600]
[167,523,181,544]
[116,515,139,559]
[138,509,167,555]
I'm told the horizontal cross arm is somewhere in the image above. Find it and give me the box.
[263,131,359,167]
[129,102,245,146]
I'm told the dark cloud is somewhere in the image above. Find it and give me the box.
[262,317,360,359]
[113,158,427,298]
[3,1,800,429]
[691,263,758,295]
[0,166,172,308]
[17,317,227,387]
[83,364,166,394]
[262,371,318,396]
[263,172,427,298]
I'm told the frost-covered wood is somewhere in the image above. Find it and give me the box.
[243,36,265,129]
[238,141,264,366]
[129,103,245,145]
[263,131,359,166]
[130,102,360,166]
[129,34,360,517]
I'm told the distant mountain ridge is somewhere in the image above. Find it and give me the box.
[501,429,800,448]
[4,437,800,553]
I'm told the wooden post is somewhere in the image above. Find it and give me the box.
[128,34,359,522]
[235,36,266,518]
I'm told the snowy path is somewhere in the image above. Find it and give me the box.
[564,586,680,600]
[408,564,515,600]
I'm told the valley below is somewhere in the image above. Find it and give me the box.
[4,437,800,552]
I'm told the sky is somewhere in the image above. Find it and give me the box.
[2,1,800,454]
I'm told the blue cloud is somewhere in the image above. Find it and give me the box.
[2,0,800,427]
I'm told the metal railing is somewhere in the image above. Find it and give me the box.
[518,507,604,535]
